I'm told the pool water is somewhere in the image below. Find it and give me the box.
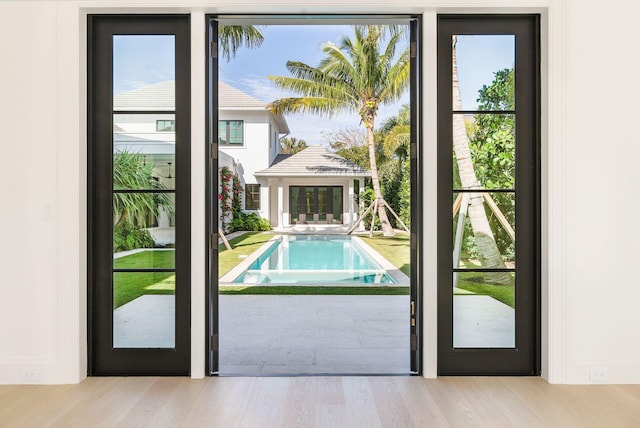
[233,235,396,284]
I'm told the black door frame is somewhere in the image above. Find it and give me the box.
[437,15,541,375]
[88,15,191,375]
[206,14,423,375]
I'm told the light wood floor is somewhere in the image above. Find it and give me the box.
[1,377,639,427]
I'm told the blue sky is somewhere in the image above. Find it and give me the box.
[113,29,514,145]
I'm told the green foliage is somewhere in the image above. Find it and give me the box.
[468,68,516,260]
[398,159,411,228]
[380,161,403,228]
[112,150,174,228]
[218,25,264,61]
[359,187,380,230]
[232,175,243,218]
[333,145,371,170]
[228,212,272,233]
[113,222,155,252]
[280,136,308,154]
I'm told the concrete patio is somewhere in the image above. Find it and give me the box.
[113,293,515,374]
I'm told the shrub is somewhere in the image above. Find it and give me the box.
[113,222,155,252]
[228,212,271,232]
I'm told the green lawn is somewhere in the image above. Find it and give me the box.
[218,232,276,277]
[113,249,176,308]
[359,232,411,276]
[113,249,175,269]
[456,271,515,308]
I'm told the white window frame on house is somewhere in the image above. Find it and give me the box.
[245,183,260,210]
[218,119,244,146]
[156,119,175,132]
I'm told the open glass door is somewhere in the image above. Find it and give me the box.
[208,16,422,375]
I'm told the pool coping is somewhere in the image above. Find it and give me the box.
[218,234,410,286]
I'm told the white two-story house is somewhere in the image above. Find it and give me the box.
[114,80,370,236]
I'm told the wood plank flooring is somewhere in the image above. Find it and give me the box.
[0,377,639,427]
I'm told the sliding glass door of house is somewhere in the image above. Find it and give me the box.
[88,15,191,375]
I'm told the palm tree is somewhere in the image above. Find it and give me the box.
[113,150,174,227]
[218,25,264,61]
[452,36,511,284]
[280,136,308,154]
[381,103,410,162]
[267,25,410,236]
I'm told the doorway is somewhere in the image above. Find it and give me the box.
[207,16,422,375]
[290,185,343,224]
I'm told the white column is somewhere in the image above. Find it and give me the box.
[358,177,365,231]
[348,179,354,228]
[277,178,284,229]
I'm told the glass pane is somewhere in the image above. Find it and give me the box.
[113,272,175,348]
[318,187,327,221]
[333,186,343,224]
[219,120,244,145]
[453,192,515,269]
[453,35,515,111]
[113,35,175,103]
[113,192,176,258]
[304,188,315,222]
[453,272,515,348]
[113,113,176,191]
[290,186,300,224]
[453,113,515,190]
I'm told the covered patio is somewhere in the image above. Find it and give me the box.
[254,146,371,230]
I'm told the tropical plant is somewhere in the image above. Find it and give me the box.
[112,150,174,228]
[470,68,516,259]
[280,136,308,154]
[228,212,272,232]
[218,25,264,61]
[267,25,410,236]
[219,166,234,230]
[381,103,410,162]
[452,36,511,284]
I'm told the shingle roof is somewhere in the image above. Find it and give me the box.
[114,81,175,110]
[113,80,289,133]
[114,81,266,110]
[254,145,371,177]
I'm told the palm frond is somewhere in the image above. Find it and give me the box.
[267,97,352,117]
[218,25,264,61]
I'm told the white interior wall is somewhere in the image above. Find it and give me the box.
[1,0,639,385]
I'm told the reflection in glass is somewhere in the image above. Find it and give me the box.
[332,186,343,224]
[290,186,300,224]
[453,35,515,111]
[113,272,175,348]
[304,188,315,223]
[318,187,327,221]
[453,114,515,190]
[453,272,515,348]
[453,192,515,270]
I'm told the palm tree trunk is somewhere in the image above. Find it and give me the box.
[452,36,511,285]
[366,123,395,237]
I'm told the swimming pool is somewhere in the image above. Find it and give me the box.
[233,235,397,284]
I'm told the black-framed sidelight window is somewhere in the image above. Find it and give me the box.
[437,15,540,375]
[88,15,191,375]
